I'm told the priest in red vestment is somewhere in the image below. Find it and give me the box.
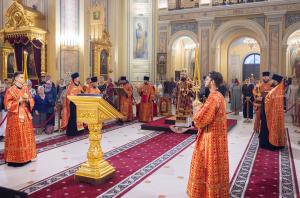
[4,71,37,167]
[258,74,285,150]
[61,72,84,136]
[118,76,133,121]
[187,71,229,198]
[137,76,155,122]
[252,72,273,132]
[87,77,101,94]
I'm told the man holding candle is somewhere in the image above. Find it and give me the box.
[173,68,194,127]
[137,76,155,122]
[257,74,285,150]
[187,71,229,198]
[252,72,273,132]
[4,71,36,167]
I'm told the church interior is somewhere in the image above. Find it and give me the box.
[0,0,300,197]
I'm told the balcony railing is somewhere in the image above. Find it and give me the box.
[213,0,267,6]
[168,0,268,11]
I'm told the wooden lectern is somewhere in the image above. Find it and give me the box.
[68,95,124,185]
[111,87,127,111]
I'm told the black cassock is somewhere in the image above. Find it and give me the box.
[242,84,254,119]
[66,101,84,136]
[259,98,284,150]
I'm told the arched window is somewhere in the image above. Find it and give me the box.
[243,53,260,81]
[244,53,260,65]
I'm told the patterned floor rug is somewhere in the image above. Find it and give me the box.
[0,119,139,166]
[230,129,300,198]
[20,132,196,198]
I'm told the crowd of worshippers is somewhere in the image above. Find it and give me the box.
[0,70,298,141]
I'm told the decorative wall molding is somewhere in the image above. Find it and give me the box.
[199,23,211,28]
[214,20,229,31]
[285,13,300,29]
[268,17,282,23]
[264,10,286,18]
[248,17,265,29]
[211,20,268,47]
[269,25,279,74]
[171,22,198,36]
[159,26,168,31]
[159,2,300,22]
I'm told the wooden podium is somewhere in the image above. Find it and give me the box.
[68,95,124,185]
[111,87,127,111]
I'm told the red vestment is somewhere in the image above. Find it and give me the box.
[4,85,37,163]
[253,81,272,131]
[265,82,285,146]
[61,80,84,130]
[87,84,101,94]
[118,83,133,121]
[137,84,155,122]
[187,91,229,198]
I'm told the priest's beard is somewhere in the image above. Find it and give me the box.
[271,83,277,87]
[144,82,148,85]
[181,77,186,81]
[263,79,269,83]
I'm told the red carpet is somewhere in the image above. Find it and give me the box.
[230,129,300,198]
[141,115,237,133]
[0,118,139,166]
[21,132,196,197]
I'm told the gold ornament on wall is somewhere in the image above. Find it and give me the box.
[4,1,34,30]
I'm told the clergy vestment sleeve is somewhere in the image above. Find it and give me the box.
[137,87,142,96]
[193,96,217,130]
[150,86,155,101]
[4,89,20,113]
[125,86,133,97]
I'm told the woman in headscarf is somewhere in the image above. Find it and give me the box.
[106,77,114,102]
[98,76,107,94]
[56,79,66,101]
[230,79,242,115]
[32,86,54,134]
[44,80,57,133]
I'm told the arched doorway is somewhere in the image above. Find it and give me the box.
[243,53,260,81]
[170,36,196,80]
[228,37,260,82]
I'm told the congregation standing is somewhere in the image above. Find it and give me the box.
[0,69,296,198]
